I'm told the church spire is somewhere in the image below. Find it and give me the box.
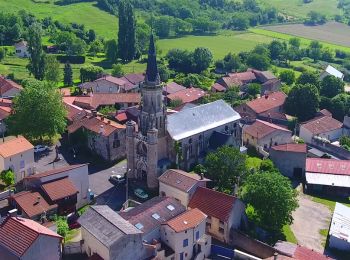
[145,33,160,85]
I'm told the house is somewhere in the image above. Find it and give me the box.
[0,136,34,182]
[158,169,210,207]
[188,187,246,243]
[79,75,128,94]
[67,114,126,162]
[79,205,146,260]
[119,196,186,243]
[160,208,211,260]
[0,98,12,134]
[329,203,350,251]
[120,73,145,92]
[23,164,90,208]
[14,41,30,58]
[261,78,282,95]
[305,158,350,197]
[299,114,343,144]
[0,216,62,260]
[270,144,307,179]
[0,76,23,98]
[163,82,186,95]
[235,91,287,122]
[72,93,141,110]
[211,82,227,93]
[167,100,241,171]
[8,191,58,221]
[167,87,206,105]
[243,120,292,153]
[216,71,256,91]
[273,241,332,260]
[320,65,344,81]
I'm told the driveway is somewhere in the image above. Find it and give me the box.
[291,188,332,253]
[34,144,69,173]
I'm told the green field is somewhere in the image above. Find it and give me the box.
[0,0,118,39]
[158,32,273,59]
[259,0,341,19]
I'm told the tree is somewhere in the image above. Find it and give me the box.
[193,47,213,73]
[7,80,67,141]
[285,84,320,121]
[64,62,73,86]
[0,48,5,61]
[154,16,173,38]
[136,22,151,55]
[105,39,118,63]
[279,70,295,85]
[328,94,350,121]
[223,53,242,72]
[246,53,270,71]
[55,216,69,238]
[296,71,320,89]
[111,63,125,77]
[204,146,247,193]
[27,22,45,80]
[230,14,249,30]
[44,55,60,84]
[309,40,322,62]
[80,65,103,82]
[240,171,298,232]
[118,0,136,61]
[269,40,286,60]
[289,37,301,49]
[0,169,15,186]
[246,83,261,97]
[320,75,345,98]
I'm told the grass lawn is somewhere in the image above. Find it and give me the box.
[0,0,118,39]
[250,28,350,53]
[311,194,350,212]
[282,224,298,244]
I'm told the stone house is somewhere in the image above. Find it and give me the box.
[120,73,145,92]
[0,76,23,97]
[188,187,246,244]
[158,169,210,207]
[163,82,186,96]
[0,136,34,183]
[80,75,128,94]
[0,216,62,260]
[14,41,30,58]
[166,87,206,106]
[79,205,146,260]
[270,143,307,179]
[160,208,211,260]
[243,119,293,153]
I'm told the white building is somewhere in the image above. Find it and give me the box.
[320,65,344,81]
[14,41,30,58]
[329,203,350,251]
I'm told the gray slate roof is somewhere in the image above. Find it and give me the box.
[167,100,241,141]
[78,205,141,248]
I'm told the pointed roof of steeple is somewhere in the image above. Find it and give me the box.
[145,33,160,84]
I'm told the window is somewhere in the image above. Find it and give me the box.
[114,132,119,139]
[206,222,211,229]
[219,220,224,226]
[96,85,100,92]
[225,125,229,132]
[109,86,112,93]
[196,231,200,240]
[180,252,184,260]
[20,160,25,169]
[135,223,144,230]
[167,205,175,211]
[113,140,120,148]
[152,213,160,220]
[219,227,224,234]
[183,239,188,247]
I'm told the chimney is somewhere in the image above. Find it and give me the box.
[199,173,204,180]
[274,253,278,260]
[8,209,17,217]
[99,124,105,135]
[92,110,97,117]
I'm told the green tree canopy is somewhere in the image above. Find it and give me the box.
[111,63,125,77]
[118,0,136,61]
[193,47,213,73]
[246,53,270,71]
[44,55,60,84]
[279,70,295,85]
[7,80,67,141]
[80,65,103,82]
[0,170,15,187]
[320,75,345,98]
[296,71,320,89]
[27,22,45,80]
[63,62,73,87]
[240,171,298,232]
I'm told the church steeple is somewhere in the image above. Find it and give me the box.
[145,33,160,85]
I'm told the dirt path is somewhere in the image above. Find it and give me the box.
[291,190,331,253]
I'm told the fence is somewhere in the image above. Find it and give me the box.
[63,241,83,255]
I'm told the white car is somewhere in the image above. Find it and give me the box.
[109,174,126,185]
[34,145,48,153]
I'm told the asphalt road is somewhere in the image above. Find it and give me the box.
[34,144,69,173]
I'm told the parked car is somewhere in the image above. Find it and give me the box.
[109,174,126,185]
[134,188,149,200]
[34,145,48,153]
[67,212,81,230]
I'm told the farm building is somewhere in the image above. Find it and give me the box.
[329,203,350,251]
[305,158,350,197]
[14,41,30,58]
[320,65,344,81]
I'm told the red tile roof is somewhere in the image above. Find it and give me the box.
[293,245,331,260]
[228,71,256,83]
[41,178,78,201]
[164,82,186,95]
[10,191,57,218]
[25,164,88,179]
[211,83,226,92]
[0,76,23,96]
[319,109,332,117]
[159,169,209,192]
[96,75,127,86]
[0,99,11,120]
[0,217,61,257]
[165,208,207,233]
[188,187,236,222]
[0,136,34,158]
[306,158,350,176]
[167,87,206,104]
[246,92,287,114]
[271,143,307,153]
[301,116,343,135]
[244,119,291,139]
[115,112,127,122]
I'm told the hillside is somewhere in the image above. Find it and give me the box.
[0,0,118,39]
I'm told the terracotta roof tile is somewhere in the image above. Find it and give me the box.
[41,178,78,201]
[0,136,33,158]
[306,158,350,176]
[0,217,61,257]
[159,169,209,192]
[10,191,57,218]
[96,75,127,86]
[25,164,88,179]
[301,116,342,135]
[188,187,236,222]
[167,87,206,104]
[0,76,23,96]
[165,208,206,233]
[115,112,127,122]
[294,245,331,260]
[271,143,307,153]
[228,71,256,82]
[244,119,291,139]
[246,92,286,114]
[211,83,226,92]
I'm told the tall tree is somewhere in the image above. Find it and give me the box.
[105,39,118,63]
[7,80,67,141]
[118,0,136,61]
[320,75,345,98]
[27,22,45,80]
[44,55,60,84]
[64,62,73,86]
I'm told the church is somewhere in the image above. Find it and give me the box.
[126,35,242,189]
